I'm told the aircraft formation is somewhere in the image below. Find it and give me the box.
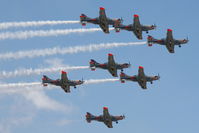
[0,6,189,129]
[80,7,189,53]
[39,7,190,128]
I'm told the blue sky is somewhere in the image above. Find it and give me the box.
[0,0,198,133]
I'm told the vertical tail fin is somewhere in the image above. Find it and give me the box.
[80,14,87,26]
[120,72,126,83]
[89,59,99,71]
[42,75,51,86]
[147,35,154,46]
[86,112,94,123]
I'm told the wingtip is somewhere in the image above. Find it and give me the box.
[139,66,144,69]
[167,29,172,32]
[61,71,67,74]
[100,7,105,10]
[103,107,108,110]
[108,53,113,56]
[134,14,139,18]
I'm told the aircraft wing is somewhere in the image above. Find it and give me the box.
[138,66,147,89]
[103,107,113,128]
[138,80,147,89]
[61,85,71,93]
[166,29,175,53]
[60,71,70,93]
[166,43,175,53]
[133,14,141,26]
[132,15,142,39]
[108,54,118,77]
[166,29,174,40]
[103,107,110,116]
[61,71,69,83]
[104,121,113,128]
[138,66,145,77]
[108,67,118,77]
[99,7,109,33]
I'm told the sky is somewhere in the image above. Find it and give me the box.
[0,0,198,133]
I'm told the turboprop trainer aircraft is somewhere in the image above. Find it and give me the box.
[115,14,156,39]
[86,107,125,128]
[89,53,131,77]
[42,71,84,93]
[80,7,123,33]
[120,66,160,89]
[147,29,189,53]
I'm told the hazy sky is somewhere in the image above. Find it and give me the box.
[0,0,198,133]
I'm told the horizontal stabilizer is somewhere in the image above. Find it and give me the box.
[86,112,94,123]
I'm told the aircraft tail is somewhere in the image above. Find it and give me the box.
[120,72,127,83]
[80,14,88,26]
[42,75,51,86]
[147,35,155,46]
[89,59,99,71]
[85,112,95,123]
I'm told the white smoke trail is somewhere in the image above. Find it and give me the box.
[84,78,119,85]
[0,28,103,40]
[0,82,41,89]
[0,41,146,60]
[0,82,52,94]
[0,20,80,30]
[0,66,89,79]
[0,78,119,93]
